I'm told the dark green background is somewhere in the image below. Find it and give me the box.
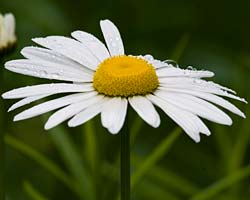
[0,0,250,199]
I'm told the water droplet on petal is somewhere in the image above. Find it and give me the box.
[144,55,154,61]
[164,60,179,68]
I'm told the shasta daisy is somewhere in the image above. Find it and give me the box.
[2,19,246,142]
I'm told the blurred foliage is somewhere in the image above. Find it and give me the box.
[0,0,250,199]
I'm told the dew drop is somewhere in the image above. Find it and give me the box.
[164,60,179,68]
[144,55,154,61]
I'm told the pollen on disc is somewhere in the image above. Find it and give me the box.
[93,55,159,97]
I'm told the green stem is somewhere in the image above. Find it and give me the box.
[120,119,130,200]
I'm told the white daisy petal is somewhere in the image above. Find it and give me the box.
[8,94,49,112]
[71,31,110,62]
[159,77,246,102]
[5,59,93,82]
[21,47,93,74]
[141,55,170,69]
[68,97,108,127]
[151,61,169,69]
[195,117,211,136]
[160,77,235,92]
[32,36,99,70]
[14,92,97,121]
[159,87,245,118]
[45,94,103,130]
[156,67,214,78]
[147,94,200,142]
[101,97,128,134]
[129,96,160,128]
[155,90,232,125]
[100,19,124,56]
[2,83,93,99]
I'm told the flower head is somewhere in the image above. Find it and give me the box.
[0,13,16,52]
[2,19,247,142]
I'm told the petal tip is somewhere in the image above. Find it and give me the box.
[2,92,9,99]
[44,122,52,130]
[8,107,13,112]
[108,129,119,134]
[193,137,201,143]
[67,121,75,127]
[13,115,21,122]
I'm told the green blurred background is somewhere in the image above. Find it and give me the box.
[0,0,250,199]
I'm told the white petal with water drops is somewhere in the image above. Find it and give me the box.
[100,19,124,56]
[5,59,93,82]
[32,36,99,70]
[2,83,93,99]
[158,87,245,118]
[155,90,232,125]
[21,47,94,74]
[156,67,214,78]
[159,77,246,102]
[71,31,110,62]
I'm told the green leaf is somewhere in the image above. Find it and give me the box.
[5,135,82,197]
[101,162,180,200]
[130,116,144,146]
[213,125,232,164]
[190,164,250,200]
[83,120,99,174]
[228,112,250,172]
[171,34,190,61]
[47,124,94,199]
[135,179,180,200]
[23,181,48,200]
[131,128,182,188]
[82,120,99,200]
[132,155,199,196]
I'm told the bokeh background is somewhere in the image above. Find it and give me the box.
[0,0,250,199]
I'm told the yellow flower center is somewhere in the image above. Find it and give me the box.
[93,55,159,97]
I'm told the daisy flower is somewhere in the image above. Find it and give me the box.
[2,19,246,142]
[0,13,16,52]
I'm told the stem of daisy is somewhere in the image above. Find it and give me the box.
[120,118,130,200]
